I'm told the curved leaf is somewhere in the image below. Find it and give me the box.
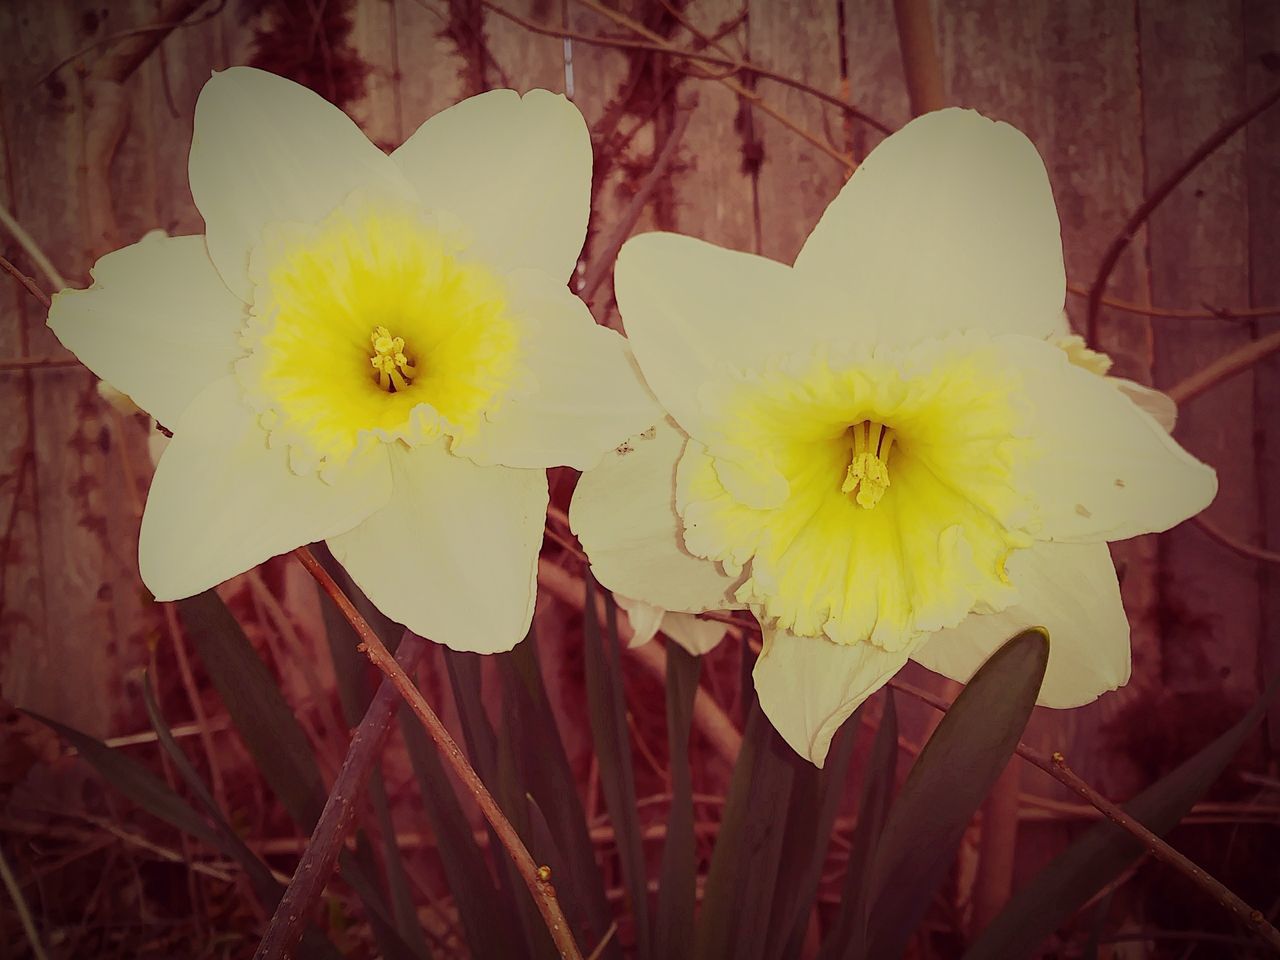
[860,628,1049,959]
[964,675,1279,959]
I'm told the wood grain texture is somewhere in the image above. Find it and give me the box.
[1244,0,1280,748]
[1139,0,1261,701]
[748,0,846,265]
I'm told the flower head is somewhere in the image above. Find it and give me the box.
[49,68,656,652]
[571,108,1217,764]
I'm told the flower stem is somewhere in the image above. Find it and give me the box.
[293,546,583,960]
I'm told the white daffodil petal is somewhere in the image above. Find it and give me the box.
[911,541,1130,707]
[661,611,729,657]
[755,628,909,767]
[613,232,843,436]
[794,108,1065,344]
[615,595,665,648]
[570,417,742,613]
[139,377,393,600]
[1112,378,1177,433]
[328,444,547,654]
[999,336,1217,542]
[392,89,590,280]
[48,233,245,427]
[451,269,660,470]
[190,67,410,300]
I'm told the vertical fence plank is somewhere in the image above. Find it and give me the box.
[748,0,846,265]
[1244,0,1280,748]
[1138,1,1260,703]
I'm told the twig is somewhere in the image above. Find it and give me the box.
[254,629,429,960]
[0,844,50,960]
[479,0,891,134]
[585,921,619,960]
[569,0,857,171]
[0,254,53,310]
[1065,283,1280,321]
[1085,82,1280,346]
[892,0,945,116]
[291,547,583,960]
[1192,515,1280,566]
[580,101,693,302]
[887,678,1280,951]
[1164,329,1280,406]
[0,205,67,291]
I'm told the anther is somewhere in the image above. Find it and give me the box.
[369,325,417,392]
[842,420,895,509]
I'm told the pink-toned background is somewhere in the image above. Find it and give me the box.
[1,0,1277,955]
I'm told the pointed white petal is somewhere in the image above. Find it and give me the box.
[795,108,1065,344]
[754,627,909,767]
[451,270,660,470]
[999,335,1217,541]
[661,611,729,657]
[139,377,392,599]
[190,67,410,300]
[1112,378,1177,433]
[616,595,665,647]
[570,417,742,613]
[392,89,590,280]
[47,233,245,427]
[613,232,844,437]
[911,541,1130,707]
[328,444,547,653]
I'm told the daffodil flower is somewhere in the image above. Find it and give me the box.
[49,68,655,653]
[570,108,1217,765]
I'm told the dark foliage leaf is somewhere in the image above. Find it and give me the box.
[312,557,432,960]
[497,635,618,958]
[444,647,554,960]
[774,700,864,960]
[137,678,346,960]
[694,704,766,958]
[177,590,417,960]
[816,689,899,960]
[27,710,221,847]
[400,700,518,960]
[859,629,1049,959]
[654,642,701,960]
[582,576,651,959]
[964,675,1279,960]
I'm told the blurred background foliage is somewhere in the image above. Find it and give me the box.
[0,0,1278,957]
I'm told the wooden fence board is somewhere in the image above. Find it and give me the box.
[1139,0,1261,703]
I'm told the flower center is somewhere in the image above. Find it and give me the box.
[842,420,896,509]
[237,202,522,475]
[677,337,1039,651]
[369,326,417,392]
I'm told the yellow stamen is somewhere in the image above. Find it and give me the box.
[370,325,418,392]
[842,420,895,509]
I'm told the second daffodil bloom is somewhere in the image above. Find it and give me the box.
[48,68,655,653]
[570,108,1218,765]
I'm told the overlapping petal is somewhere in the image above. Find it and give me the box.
[613,232,845,437]
[754,628,909,767]
[911,541,1130,707]
[392,89,591,281]
[328,442,548,654]
[190,67,412,301]
[47,233,245,427]
[139,377,393,599]
[450,269,660,470]
[996,336,1217,542]
[794,108,1065,345]
[571,418,742,613]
